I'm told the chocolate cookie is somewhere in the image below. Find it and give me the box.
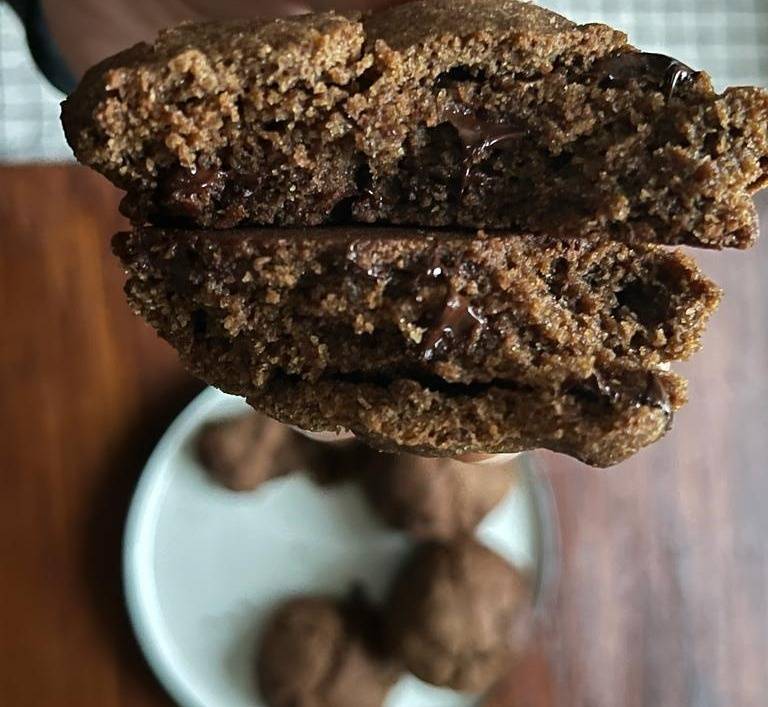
[387,538,529,693]
[362,456,516,539]
[257,594,397,707]
[113,225,718,466]
[63,0,768,246]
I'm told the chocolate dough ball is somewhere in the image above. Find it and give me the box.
[197,412,369,491]
[258,595,398,707]
[363,456,516,539]
[197,413,300,491]
[388,538,529,693]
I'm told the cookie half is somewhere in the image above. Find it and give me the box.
[113,225,719,466]
[64,0,768,246]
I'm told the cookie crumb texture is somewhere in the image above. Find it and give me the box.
[388,538,529,693]
[114,226,719,466]
[63,0,768,247]
[258,596,397,707]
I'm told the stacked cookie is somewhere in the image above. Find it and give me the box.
[62,0,767,465]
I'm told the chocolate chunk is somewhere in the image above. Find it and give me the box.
[574,370,671,425]
[569,371,620,405]
[638,370,673,424]
[158,165,226,220]
[421,290,486,361]
[587,372,620,402]
[421,257,486,361]
[441,104,526,196]
[191,308,208,338]
[594,51,699,99]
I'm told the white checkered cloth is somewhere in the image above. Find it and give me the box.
[544,0,767,89]
[0,3,69,161]
[1,0,766,162]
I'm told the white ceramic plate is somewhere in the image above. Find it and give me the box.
[124,387,558,707]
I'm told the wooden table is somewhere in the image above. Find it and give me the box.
[2,165,767,707]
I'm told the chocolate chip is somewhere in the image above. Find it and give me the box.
[637,371,672,422]
[158,165,226,220]
[593,51,699,99]
[421,290,486,362]
[328,196,356,223]
[570,372,620,405]
[191,309,208,338]
[167,245,197,296]
[440,104,527,197]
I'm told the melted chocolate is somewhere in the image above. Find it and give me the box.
[159,165,226,219]
[441,104,526,196]
[569,372,620,405]
[593,51,699,99]
[570,370,671,426]
[418,254,487,360]
[167,244,197,296]
[421,291,486,362]
[637,371,672,424]
[191,308,208,339]
[586,372,620,403]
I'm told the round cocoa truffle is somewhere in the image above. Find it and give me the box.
[363,456,515,539]
[258,595,397,707]
[388,538,529,693]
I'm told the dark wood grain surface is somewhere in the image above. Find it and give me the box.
[1,165,766,707]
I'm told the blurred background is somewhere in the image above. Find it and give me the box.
[1,2,767,707]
